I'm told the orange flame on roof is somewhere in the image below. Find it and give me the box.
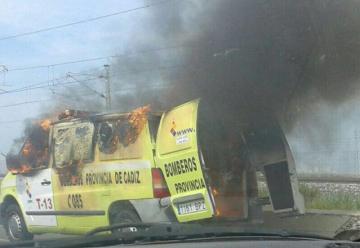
[40,119,52,131]
[124,105,151,145]
[128,105,150,128]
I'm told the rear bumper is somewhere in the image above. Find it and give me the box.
[130,198,176,223]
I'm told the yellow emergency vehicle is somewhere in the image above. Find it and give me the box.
[0,99,304,242]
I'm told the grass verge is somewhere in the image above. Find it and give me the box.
[258,183,360,211]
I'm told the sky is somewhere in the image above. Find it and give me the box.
[0,0,159,172]
[1,1,360,176]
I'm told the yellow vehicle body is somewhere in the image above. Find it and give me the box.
[0,99,304,239]
[0,121,160,235]
[0,100,215,237]
[155,99,215,222]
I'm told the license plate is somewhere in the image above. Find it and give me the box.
[177,200,206,215]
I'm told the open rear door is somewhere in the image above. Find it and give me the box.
[155,99,215,222]
[245,122,305,216]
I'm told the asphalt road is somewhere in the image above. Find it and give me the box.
[261,210,357,237]
[0,210,356,245]
[0,226,10,244]
[0,225,75,245]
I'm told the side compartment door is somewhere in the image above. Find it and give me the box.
[245,122,305,216]
[155,99,215,222]
[17,168,57,227]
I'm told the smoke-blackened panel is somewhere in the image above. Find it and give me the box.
[54,127,73,167]
[264,162,294,210]
[73,123,94,161]
[53,122,95,167]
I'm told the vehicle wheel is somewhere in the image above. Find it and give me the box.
[109,205,141,233]
[4,204,33,242]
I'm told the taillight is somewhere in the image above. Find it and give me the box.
[152,168,170,198]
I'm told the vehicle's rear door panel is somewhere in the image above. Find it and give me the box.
[155,100,215,222]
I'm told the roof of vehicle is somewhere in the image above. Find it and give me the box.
[52,109,163,125]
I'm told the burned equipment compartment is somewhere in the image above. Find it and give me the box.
[6,120,51,174]
[97,105,150,154]
[197,100,304,219]
[244,121,294,212]
[197,101,259,219]
[5,111,91,175]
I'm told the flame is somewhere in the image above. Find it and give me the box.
[22,141,33,157]
[10,165,32,174]
[215,208,221,216]
[40,119,52,131]
[128,105,150,129]
[124,105,151,145]
[20,165,32,173]
[212,188,219,196]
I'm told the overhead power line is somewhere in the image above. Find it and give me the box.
[7,44,191,72]
[0,99,51,108]
[0,0,174,41]
[0,82,172,109]
[2,76,68,94]
[1,64,185,96]
[67,74,105,98]
[0,78,75,95]
[0,77,100,96]
[8,57,110,72]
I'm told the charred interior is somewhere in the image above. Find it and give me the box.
[198,101,303,217]
[6,106,151,175]
[6,119,51,174]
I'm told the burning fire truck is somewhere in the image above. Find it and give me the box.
[0,99,304,241]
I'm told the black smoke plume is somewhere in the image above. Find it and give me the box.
[51,0,360,134]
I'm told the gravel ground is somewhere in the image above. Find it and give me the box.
[258,180,360,196]
[303,182,360,196]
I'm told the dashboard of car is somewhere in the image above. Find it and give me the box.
[103,239,355,248]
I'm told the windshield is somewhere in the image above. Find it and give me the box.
[0,0,360,246]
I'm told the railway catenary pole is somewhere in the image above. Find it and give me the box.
[104,64,111,111]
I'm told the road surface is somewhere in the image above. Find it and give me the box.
[262,209,359,237]
[0,210,357,245]
[0,225,75,245]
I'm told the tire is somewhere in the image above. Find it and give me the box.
[109,205,141,233]
[4,204,33,242]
